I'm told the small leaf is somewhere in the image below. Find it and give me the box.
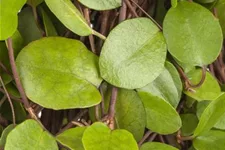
[138,61,182,108]
[215,0,225,38]
[180,114,198,136]
[184,69,221,101]
[163,1,223,66]
[99,18,167,89]
[194,93,225,137]
[78,0,121,10]
[56,127,86,150]
[27,0,44,7]
[193,130,225,150]
[82,122,138,150]
[5,120,58,150]
[45,0,93,36]
[16,37,102,109]
[0,125,14,148]
[41,8,58,36]
[171,0,178,8]
[0,0,26,40]
[140,142,179,150]
[18,7,42,45]
[137,91,182,134]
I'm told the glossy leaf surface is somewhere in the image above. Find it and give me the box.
[78,0,121,10]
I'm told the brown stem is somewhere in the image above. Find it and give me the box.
[0,76,16,125]
[71,121,85,127]
[124,0,139,17]
[138,130,152,147]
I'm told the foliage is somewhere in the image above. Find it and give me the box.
[0,0,225,149]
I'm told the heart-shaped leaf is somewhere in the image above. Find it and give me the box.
[82,122,138,150]
[138,61,182,108]
[5,120,58,150]
[137,91,182,134]
[140,142,179,150]
[78,0,122,10]
[0,0,26,40]
[45,0,93,36]
[194,93,225,137]
[16,37,102,109]
[193,130,225,150]
[163,1,223,66]
[184,69,221,101]
[56,127,86,150]
[99,18,167,89]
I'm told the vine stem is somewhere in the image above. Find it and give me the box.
[6,38,39,122]
[93,31,107,40]
[0,76,16,125]
[138,130,152,147]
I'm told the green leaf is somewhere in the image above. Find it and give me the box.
[171,0,178,8]
[56,127,86,150]
[0,0,26,40]
[180,114,198,136]
[195,0,216,3]
[194,93,225,137]
[5,120,58,150]
[18,7,42,45]
[102,87,146,141]
[16,37,102,110]
[99,18,167,89]
[140,142,179,150]
[78,0,121,10]
[193,130,225,150]
[215,0,225,38]
[82,122,138,150]
[137,91,181,134]
[45,0,93,36]
[163,1,223,66]
[197,101,225,130]
[184,69,221,101]
[27,0,44,7]
[138,61,182,108]
[0,125,14,148]
[41,8,58,36]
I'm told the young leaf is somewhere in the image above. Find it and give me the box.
[163,1,223,66]
[194,93,225,137]
[56,127,86,150]
[78,0,122,10]
[215,0,225,38]
[18,7,42,45]
[180,114,198,136]
[16,37,102,110]
[184,69,221,101]
[140,142,179,150]
[45,0,93,36]
[82,122,138,150]
[0,0,26,40]
[193,130,225,150]
[5,120,58,150]
[138,61,182,108]
[99,18,167,89]
[0,125,14,148]
[137,91,182,134]
[102,87,146,141]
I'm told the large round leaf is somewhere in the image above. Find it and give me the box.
[193,130,225,150]
[82,122,138,150]
[194,93,225,137]
[99,18,167,89]
[0,125,14,148]
[16,37,102,110]
[184,69,221,101]
[138,61,182,108]
[78,0,121,10]
[163,1,223,66]
[140,142,179,150]
[0,0,26,40]
[45,0,92,36]
[215,0,225,38]
[137,91,182,134]
[56,127,86,150]
[5,120,58,150]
